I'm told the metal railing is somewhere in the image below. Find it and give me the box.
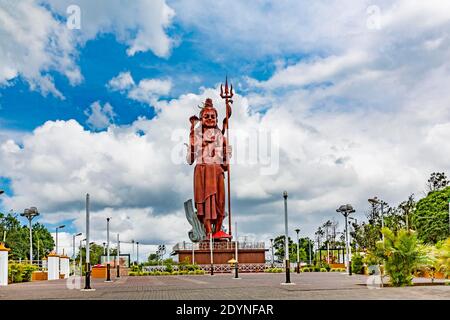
[173,241,266,251]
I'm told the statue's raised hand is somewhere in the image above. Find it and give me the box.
[189,115,200,127]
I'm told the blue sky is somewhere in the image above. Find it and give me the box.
[1,1,450,260]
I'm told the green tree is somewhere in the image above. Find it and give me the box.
[76,243,104,265]
[374,228,428,287]
[412,186,450,244]
[427,172,449,193]
[0,213,54,260]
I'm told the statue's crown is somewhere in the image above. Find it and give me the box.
[204,98,214,109]
[199,98,217,115]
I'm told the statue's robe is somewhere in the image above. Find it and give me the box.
[188,126,228,224]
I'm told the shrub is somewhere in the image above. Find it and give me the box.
[165,264,173,273]
[194,269,205,275]
[8,263,37,283]
[436,237,450,278]
[188,271,195,275]
[162,271,171,275]
[172,271,180,275]
[374,228,428,287]
[302,267,310,272]
[320,268,327,272]
[313,267,320,272]
[129,271,137,276]
[352,252,365,274]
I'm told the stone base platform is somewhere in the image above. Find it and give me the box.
[173,241,267,272]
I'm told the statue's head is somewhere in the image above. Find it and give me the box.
[200,98,218,128]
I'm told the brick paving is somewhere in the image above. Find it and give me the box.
[0,273,449,300]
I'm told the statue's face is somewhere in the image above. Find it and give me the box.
[201,109,217,128]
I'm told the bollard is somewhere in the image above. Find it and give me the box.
[106,263,111,282]
[0,243,11,286]
[47,252,60,280]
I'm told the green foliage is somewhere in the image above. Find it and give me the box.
[76,243,105,266]
[435,237,450,277]
[351,252,365,274]
[8,263,38,283]
[264,267,283,273]
[273,235,312,263]
[375,228,428,287]
[412,186,450,244]
[320,268,327,272]
[0,213,54,260]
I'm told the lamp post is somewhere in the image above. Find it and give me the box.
[283,191,291,284]
[309,238,312,265]
[270,238,274,268]
[131,240,135,266]
[116,234,120,278]
[83,193,94,291]
[20,207,40,263]
[336,204,355,276]
[210,234,214,276]
[136,241,140,265]
[72,232,82,275]
[106,217,112,282]
[295,228,300,273]
[368,197,386,241]
[55,224,65,256]
[234,221,239,279]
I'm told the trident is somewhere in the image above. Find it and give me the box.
[220,76,233,237]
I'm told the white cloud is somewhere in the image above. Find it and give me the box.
[0,0,175,98]
[106,72,135,92]
[108,71,171,105]
[43,0,175,57]
[0,0,81,98]
[84,101,116,130]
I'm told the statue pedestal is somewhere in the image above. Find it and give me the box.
[173,241,267,273]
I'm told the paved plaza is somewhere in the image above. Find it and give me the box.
[0,273,449,300]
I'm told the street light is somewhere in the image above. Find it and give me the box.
[83,193,94,291]
[282,191,291,284]
[295,228,300,273]
[20,207,40,263]
[55,224,65,255]
[106,217,112,282]
[368,197,386,241]
[131,240,135,265]
[309,238,313,265]
[116,234,120,278]
[136,241,140,265]
[336,204,355,276]
[72,232,82,275]
[270,238,274,268]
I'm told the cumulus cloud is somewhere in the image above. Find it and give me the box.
[43,0,175,57]
[108,72,171,105]
[84,101,116,130]
[0,0,81,98]
[0,0,175,98]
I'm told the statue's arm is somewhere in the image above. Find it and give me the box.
[222,136,231,171]
[187,116,199,165]
[221,102,232,134]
